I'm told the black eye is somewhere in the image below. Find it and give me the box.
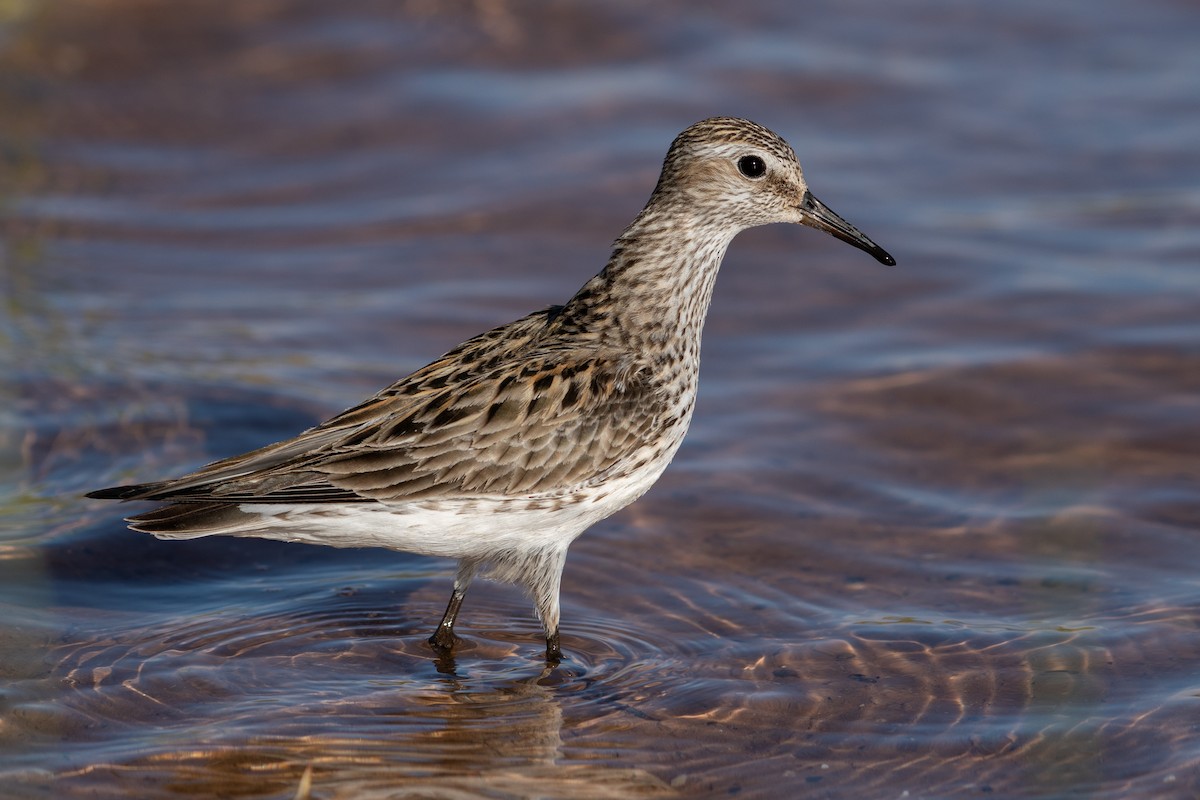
[737,155,766,178]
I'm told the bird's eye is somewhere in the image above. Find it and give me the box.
[737,155,766,179]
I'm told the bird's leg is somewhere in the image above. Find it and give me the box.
[428,562,477,652]
[545,628,562,663]
[528,550,566,664]
[428,589,466,651]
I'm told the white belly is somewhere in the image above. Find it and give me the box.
[220,444,676,560]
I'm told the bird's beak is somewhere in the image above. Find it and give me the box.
[799,191,895,266]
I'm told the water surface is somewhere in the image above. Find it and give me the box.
[2,1,1199,797]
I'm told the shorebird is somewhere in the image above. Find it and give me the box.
[87,117,894,663]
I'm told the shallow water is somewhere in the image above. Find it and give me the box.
[3,1,1199,797]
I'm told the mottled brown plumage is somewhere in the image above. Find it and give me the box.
[87,117,894,662]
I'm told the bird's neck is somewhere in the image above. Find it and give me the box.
[557,201,739,361]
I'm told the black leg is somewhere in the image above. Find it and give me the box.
[545,629,562,663]
[428,587,466,652]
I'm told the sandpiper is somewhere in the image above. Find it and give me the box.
[87,117,894,662]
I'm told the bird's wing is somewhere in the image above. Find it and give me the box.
[316,351,662,502]
[121,353,663,504]
[89,307,562,502]
[93,308,673,505]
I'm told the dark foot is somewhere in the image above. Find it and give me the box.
[431,648,459,675]
[428,628,457,653]
[545,630,562,663]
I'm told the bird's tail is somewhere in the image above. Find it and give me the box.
[85,482,170,501]
[123,502,261,540]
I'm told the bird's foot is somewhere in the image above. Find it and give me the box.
[545,630,562,664]
[427,628,458,654]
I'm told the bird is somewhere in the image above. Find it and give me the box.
[86,117,894,663]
